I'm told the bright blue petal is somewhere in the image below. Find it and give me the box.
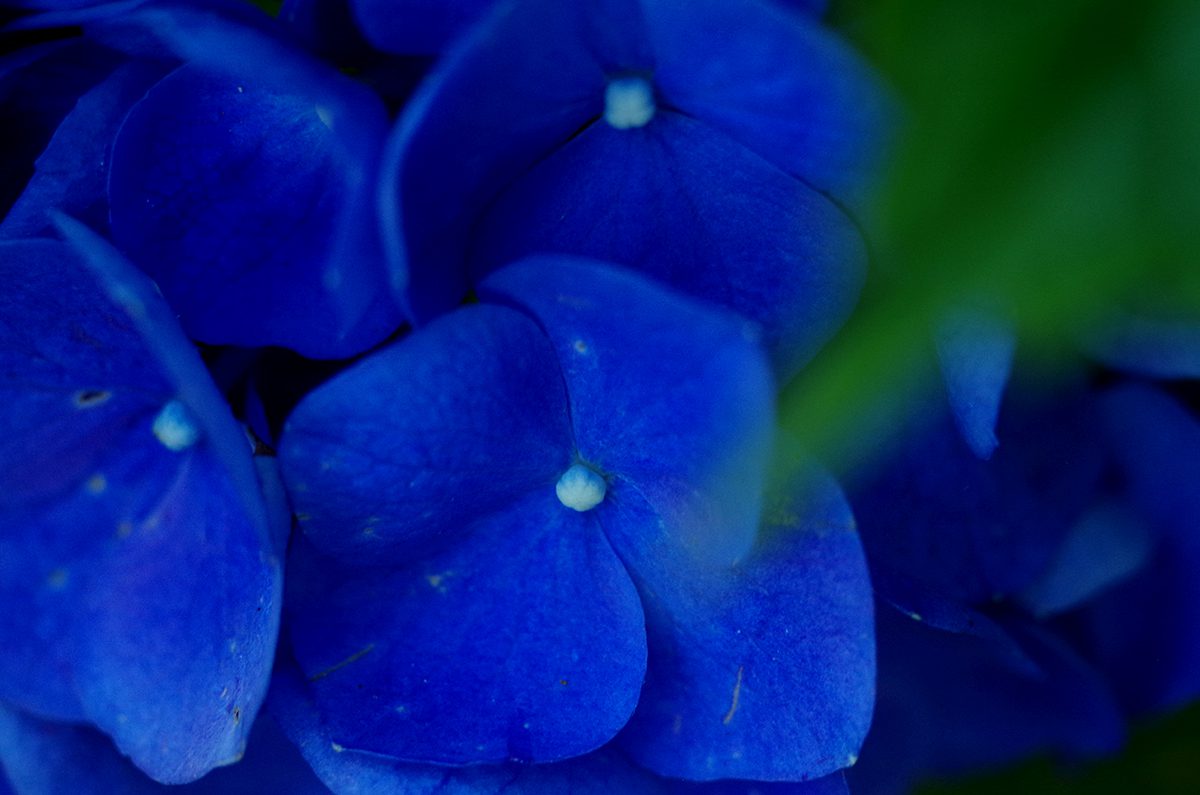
[350,0,496,54]
[1086,314,1200,379]
[644,0,891,201]
[611,468,874,782]
[1,60,165,240]
[280,305,573,565]
[1080,385,1200,714]
[107,20,400,357]
[935,310,1015,460]
[0,703,329,795]
[481,257,774,568]
[0,231,281,784]
[471,114,865,375]
[285,487,646,766]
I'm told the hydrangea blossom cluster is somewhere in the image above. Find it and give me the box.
[1,0,1198,794]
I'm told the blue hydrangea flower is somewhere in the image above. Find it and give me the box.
[382,0,889,375]
[845,319,1200,792]
[0,221,283,784]
[275,257,874,783]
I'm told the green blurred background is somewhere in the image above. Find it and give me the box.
[788,1,1200,792]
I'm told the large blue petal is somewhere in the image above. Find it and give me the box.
[383,0,636,320]
[471,113,865,375]
[280,305,573,566]
[1,60,167,240]
[0,231,282,783]
[107,20,400,357]
[1079,385,1200,715]
[644,0,890,201]
[611,468,874,782]
[0,703,329,795]
[480,257,774,568]
[284,488,646,766]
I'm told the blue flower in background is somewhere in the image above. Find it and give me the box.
[383,0,889,375]
[845,319,1200,792]
[275,257,875,783]
[0,221,282,784]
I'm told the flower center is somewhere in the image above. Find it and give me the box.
[153,400,200,452]
[555,463,607,512]
[604,77,656,130]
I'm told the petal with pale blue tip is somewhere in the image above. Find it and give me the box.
[285,487,647,766]
[108,33,400,357]
[471,114,865,375]
[481,257,775,568]
[609,468,874,782]
[0,232,281,784]
[382,0,648,321]
[935,310,1015,460]
[279,304,573,566]
[1081,385,1200,714]
[644,0,891,202]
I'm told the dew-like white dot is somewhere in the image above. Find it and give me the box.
[604,77,656,130]
[152,400,200,452]
[555,463,607,512]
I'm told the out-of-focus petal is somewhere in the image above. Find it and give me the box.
[1086,314,1200,380]
[350,0,496,54]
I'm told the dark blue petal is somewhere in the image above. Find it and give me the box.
[285,488,646,765]
[383,0,627,320]
[0,704,329,795]
[935,310,1015,460]
[611,468,874,782]
[107,19,400,357]
[0,228,281,784]
[471,114,865,375]
[850,610,1125,793]
[481,257,774,568]
[644,0,891,201]
[351,0,496,54]
[280,305,573,565]
[2,60,167,240]
[1086,314,1200,379]
[1079,385,1200,714]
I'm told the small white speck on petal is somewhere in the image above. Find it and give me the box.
[152,400,200,452]
[604,77,656,130]
[556,464,607,511]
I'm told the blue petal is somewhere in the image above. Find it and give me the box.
[0,231,282,784]
[611,468,874,782]
[351,0,496,54]
[1016,502,1153,618]
[481,257,774,568]
[850,609,1125,793]
[280,305,573,565]
[2,60,167,240]
[470,113,865,375]
[643,0,891,201]
[383,0,625,320]
[0,703,329,795]
[935,310,1015,460]
[284,488,646,765]
[107,20,400,357]
[1080,385,1200,714]
[1086,314,1200,379]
